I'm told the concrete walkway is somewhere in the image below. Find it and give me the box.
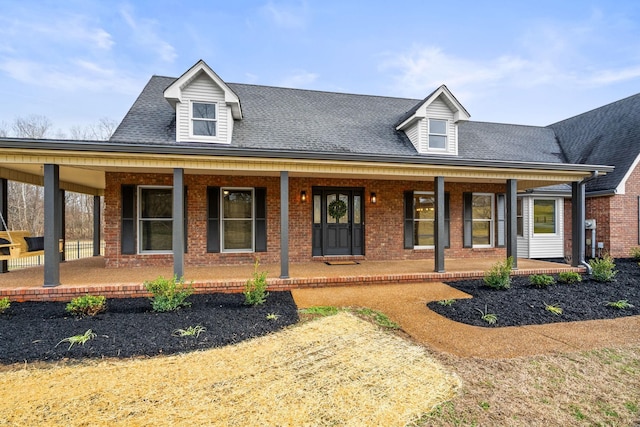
[292,282,640,358]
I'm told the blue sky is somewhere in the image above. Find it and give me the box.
[1,0,640,135]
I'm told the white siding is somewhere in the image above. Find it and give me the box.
[521,197,565,258]
[176,74,231,143]
[405,121,420,152]
[421,96,457,155]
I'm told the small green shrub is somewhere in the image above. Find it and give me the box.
[266,313,280,321]
[529,274,555,288]
[544,303,563,315]
[476,305,498,325]
[66,295,106,317]
[437,299,455,306]
[244,259,269,306]
[56,329,96,350]
[606,300,634,310]
[630,247,640,261]
[144,275,193,312]
[483,257,513,290]
[173,325,206,338]
[0,297,10,314]
[558,271,582,284]
[589,254,618,282]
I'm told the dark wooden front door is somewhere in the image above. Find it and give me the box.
[312,188,363,256]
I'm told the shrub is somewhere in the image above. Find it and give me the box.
[244,259,269,306]
[144,275,193,312]
[544,303,563,315]
[0,297,10,314]
[558,271,582,284]
[483,257,513,290]
[476,305,498,325]
[529,274,555,288]
[606,300,634,310]
[589,254,618,282]
[630,247,640,261]
[66,295,106,316]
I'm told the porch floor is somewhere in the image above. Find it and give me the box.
[0,256,581,301]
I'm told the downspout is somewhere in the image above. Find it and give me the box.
[578,171,601,275]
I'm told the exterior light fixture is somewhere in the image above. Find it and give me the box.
[370,192,377,204]
[300,190,307,202]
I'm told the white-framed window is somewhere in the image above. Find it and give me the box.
[222,188,254,252]
[414,192,435,248]
[472,193,494,247]
[517,198,524,237]
[428,119,447,150]
[533,199,557,235]
[138,186,173,253]
[191,101,217,137]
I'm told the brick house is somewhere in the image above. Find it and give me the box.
[0,60,628,286]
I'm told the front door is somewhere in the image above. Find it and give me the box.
[312,188,364,256]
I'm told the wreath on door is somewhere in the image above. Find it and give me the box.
[328,199,348,221]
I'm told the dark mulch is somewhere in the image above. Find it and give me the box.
[0,292,298,364]
[428,259,640,327]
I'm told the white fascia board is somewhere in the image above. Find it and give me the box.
[164,60,243,119]
[614,152,640,195]
[395,85,470,131]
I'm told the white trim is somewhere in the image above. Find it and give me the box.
[472,193,494,248]
[190,100,218,139]
[532,198,559,236]
[395,85,470,131]
[137,185,173,255]
[413,191,435,249]
[221,187,255,253]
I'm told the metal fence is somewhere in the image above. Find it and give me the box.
[7,240,105,271]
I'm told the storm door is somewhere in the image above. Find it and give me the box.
[312,188,364,256]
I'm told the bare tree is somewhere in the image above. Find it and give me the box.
[12,115,52,138]
[3,115,115,239]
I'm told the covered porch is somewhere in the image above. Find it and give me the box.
[0,256,582,301]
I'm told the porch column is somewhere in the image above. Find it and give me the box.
[44,164,61,287]
[93,195,101,256]
[58,189,66,262]
[571,181,585,267]
[434,176,446,272]
[172,168,185,279]
[506,179,518,269]
[280,171,289,279]
[0,178,7,274]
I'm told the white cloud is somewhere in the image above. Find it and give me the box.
[261,1,308,29]
[278,70,319,88]
[0,58,141,94]
[119,5,177,63]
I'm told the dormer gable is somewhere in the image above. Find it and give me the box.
[396,85,470,155]
[164,60,242,143]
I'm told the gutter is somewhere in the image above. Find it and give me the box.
[0,137,615,174]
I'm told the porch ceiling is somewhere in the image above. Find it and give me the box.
[0,142,612,194]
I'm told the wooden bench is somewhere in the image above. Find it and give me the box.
[0,231,62,261]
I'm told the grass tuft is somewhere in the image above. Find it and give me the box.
[56,329,97,350]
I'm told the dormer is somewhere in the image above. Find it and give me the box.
[396,85,470,155]
[164,60,242,144]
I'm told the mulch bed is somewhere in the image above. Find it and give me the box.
[0,291,298,364]
[428,259,640,327]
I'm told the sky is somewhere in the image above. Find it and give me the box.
[1,0,640,135]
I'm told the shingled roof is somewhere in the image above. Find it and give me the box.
[548,93,640,193]
[111,75,572,166]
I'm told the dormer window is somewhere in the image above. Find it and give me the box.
[428,119,447,149]
[192,102,217,137]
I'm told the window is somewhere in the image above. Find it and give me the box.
[138,187,172,253]
[222,188,254,251]
[414,192,435,247]
[517,198,523,237]
[472,194,494,247]
[428,119,447,149]
[533,199,556,234]
[192,102,216,136]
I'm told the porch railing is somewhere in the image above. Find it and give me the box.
[6,240,105,271]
